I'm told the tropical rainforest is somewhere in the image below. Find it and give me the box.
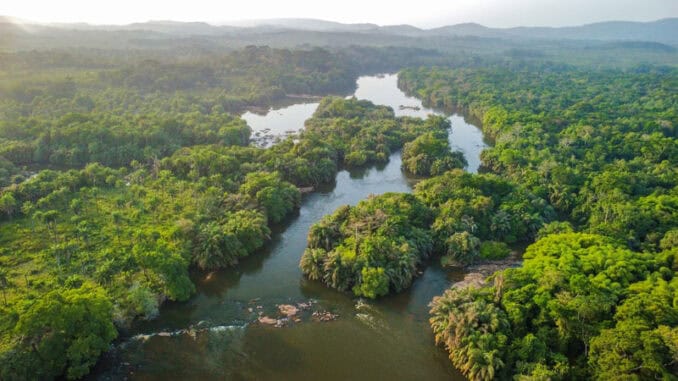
[0,14,677,381]
[400,65,678,379]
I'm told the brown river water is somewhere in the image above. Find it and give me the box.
[92,74,488,381]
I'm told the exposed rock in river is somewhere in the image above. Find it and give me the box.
[311,310,339,322]
[254,300,331,327]
[257,316,279,325]
[277,304,299,317]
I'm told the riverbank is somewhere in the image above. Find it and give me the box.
[93,73,488,381]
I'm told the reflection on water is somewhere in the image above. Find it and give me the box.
[353,74,487,172]
[354,74,433,119]
[242,102,319,147]
[94,74,486,380]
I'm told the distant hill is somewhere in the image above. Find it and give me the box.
[501,18,678,44]
[586,40,676,53]
[124,20,239,35]
[428,22,493,37]
[376,24,424,37]
[1,16,677,49]
[228,17,678,45]
[427,18,678,44]
[223,18,379,32]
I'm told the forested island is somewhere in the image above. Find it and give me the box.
[0,14,677,381]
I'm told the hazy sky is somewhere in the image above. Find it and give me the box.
[2,0,677,28]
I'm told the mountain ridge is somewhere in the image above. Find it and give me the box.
[1,16,676,45]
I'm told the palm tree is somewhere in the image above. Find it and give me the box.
[0,268,9,305]
[22,202,35,232]
[38,210,60,245]
[193,222,243,270]
[490,210,511,238]
[307,222,338,251]
[111,211,123,243]
[193,223,224,270]
[493,272,506,303]
[299,248,327,280]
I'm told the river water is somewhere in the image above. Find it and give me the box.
[95,74,486,380]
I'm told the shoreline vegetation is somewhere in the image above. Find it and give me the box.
[0,29,676,380]
[0,88,467,378]
[300,169,553,298]
[401,66,678,379]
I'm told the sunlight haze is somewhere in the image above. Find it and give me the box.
[2,0,676,27]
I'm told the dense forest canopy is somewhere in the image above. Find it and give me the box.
[0,91,466,378]
[430,233,678,380]
[399,66,678,250]
[301,192,435,298]
[300,169,554,297]
[398,64,678,379]
[0,45,450,185]
[0,14,677,381]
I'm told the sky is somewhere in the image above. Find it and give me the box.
[2,0,677,28]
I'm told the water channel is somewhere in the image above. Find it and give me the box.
[96,73,487,380]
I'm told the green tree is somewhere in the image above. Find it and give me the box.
[133,236,194,301]
[9,285,117,380]
[443,231,481,265]
[402,130,466,176]
[0,193,17,219]
[192,222,244,270]
[430,233,668,379]
[354,267,389,299]
[301,193,433,297]
[239,171,300,223]
[0,267,9,305]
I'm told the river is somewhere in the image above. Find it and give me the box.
[94,74,486,380]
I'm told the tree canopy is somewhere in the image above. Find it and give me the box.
[430,233,678,380]
[409,63,678,380]
[301,193,434,298]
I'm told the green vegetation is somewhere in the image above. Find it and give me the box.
[0,111,250,168]
[4,285,117,380]
[415,170,554,265]
[0,47,356,182]
[301,171,552,295]
[1,19,677,380]
[405,64,678,379]
[401,131,467,176]
[0,140,300,378]
[1,43,451,378]
[304,98,458,168]
[300,193,433,298]
[400,66,678,250]
[0,84,464,377]
[430,233,678,380]
[478,241,511,260]
[0,45,448,185]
